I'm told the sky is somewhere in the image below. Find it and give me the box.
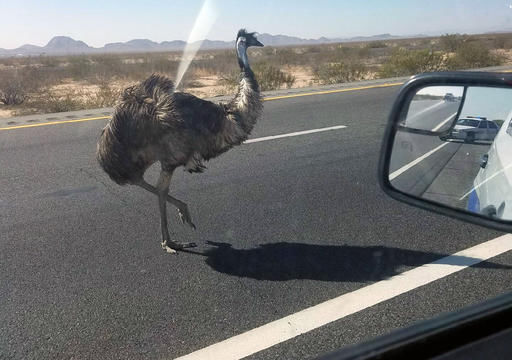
[2,0,512,49]
[412,86,512,123]
[462,87,512,121]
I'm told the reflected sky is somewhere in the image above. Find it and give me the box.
[460,87,512,121]
[417,86,463,97]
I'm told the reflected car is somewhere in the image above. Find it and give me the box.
[443,92,455,101]
[447,117,499,142]
[467,110,512,217]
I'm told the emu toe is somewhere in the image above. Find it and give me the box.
[162,241,197,253]
[178,208,197,230]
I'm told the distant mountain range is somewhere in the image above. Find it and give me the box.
[0,33,427,57]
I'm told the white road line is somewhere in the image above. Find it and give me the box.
[176,234,512,360]
[244,125,347,144]
[389,142,450,181]
[432,112,458,132]
[407,101,445,123]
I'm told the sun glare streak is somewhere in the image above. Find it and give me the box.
[175,0,218,89]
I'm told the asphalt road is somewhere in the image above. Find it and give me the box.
[390,98,462,196]
[1,85,511,360]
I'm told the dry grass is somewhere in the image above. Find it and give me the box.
[1,31,512,117]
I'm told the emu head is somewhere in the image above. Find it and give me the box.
[236,29,264,49]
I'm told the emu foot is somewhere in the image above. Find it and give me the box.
[178,206,196,230]
[162,241,197,254]
[186,164,207,173]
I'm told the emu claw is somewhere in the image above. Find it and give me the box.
[178,207,196,230]
[186,164,207,173]
[162,241,197,253]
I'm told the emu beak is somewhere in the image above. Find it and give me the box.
[254,39,264,47]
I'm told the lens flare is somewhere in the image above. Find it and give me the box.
[175,0,218,89]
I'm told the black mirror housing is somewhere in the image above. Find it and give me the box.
[379,71,512,232]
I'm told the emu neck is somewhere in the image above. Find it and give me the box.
[236,39,249,71]
[229,42,262,136]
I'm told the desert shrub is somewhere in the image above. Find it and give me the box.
[219,64,295,91]
[365,41,387,49]
[357,46,370,58]
[305,46,323,54]
[379,48,446,77]
[39,55,60,68]
[275,48,301,65]
[446,43,503,69]
[494,37,507,49]
[314,62,368,84]
[92,55,126,80]
[86,83,121,108]
[218,71,239,91]
[25,83,120,113]
[68,55,93,80]
[34,90,83,113]
[0,72,28,105]
[0,81,27,105]
[254,64,295,90]
[439,33,467,52]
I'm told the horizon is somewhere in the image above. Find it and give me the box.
[2,1,512,49]
[2,32,427,51]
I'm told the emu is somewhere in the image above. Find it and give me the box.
[97,29,264,253]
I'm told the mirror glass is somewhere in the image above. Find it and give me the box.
[389,85,512,220]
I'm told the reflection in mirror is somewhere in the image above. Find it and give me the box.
[390,85,512,220]
[403,86,464,132]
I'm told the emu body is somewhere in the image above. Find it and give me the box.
[97,29,263,253]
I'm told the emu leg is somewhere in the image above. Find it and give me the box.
[154,171,197,253]
[137,178,196,229]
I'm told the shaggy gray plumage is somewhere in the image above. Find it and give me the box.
[97,29,263,253]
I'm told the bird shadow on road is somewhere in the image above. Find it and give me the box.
[182,241,512,282]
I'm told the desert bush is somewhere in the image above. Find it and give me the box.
[439,33,467,52]
[33,90,82,113]
[218,71,239,91]
[365,41,387,49]
[254,64,295,90]
[0,81,27,105]
[379,48,446,77]
[25,83,121,113]
[494,37,507,49]
[86,83,121,108]
[0,72,28,105]
[446,42,503,69]
[219,64,295,91]
[68,56,93,80]
[357,46,370,58]
[314,62,368,84]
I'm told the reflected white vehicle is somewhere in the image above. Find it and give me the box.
[468,110,512,218]
[447,117,499,142]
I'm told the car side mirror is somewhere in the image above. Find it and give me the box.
[379,72,512,231]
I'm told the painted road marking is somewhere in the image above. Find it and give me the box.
[0,82,401,132]
[389,142,450,181]
[407,100,445,123]
[244,125,347,144]
[432,112,458,132]
[0,116,111,131]
[175,234,512,360]
[263,82,402,101]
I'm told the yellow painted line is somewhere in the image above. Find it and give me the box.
[0,81,401,132]
[263,82,403,101]
[0,115,111,131]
